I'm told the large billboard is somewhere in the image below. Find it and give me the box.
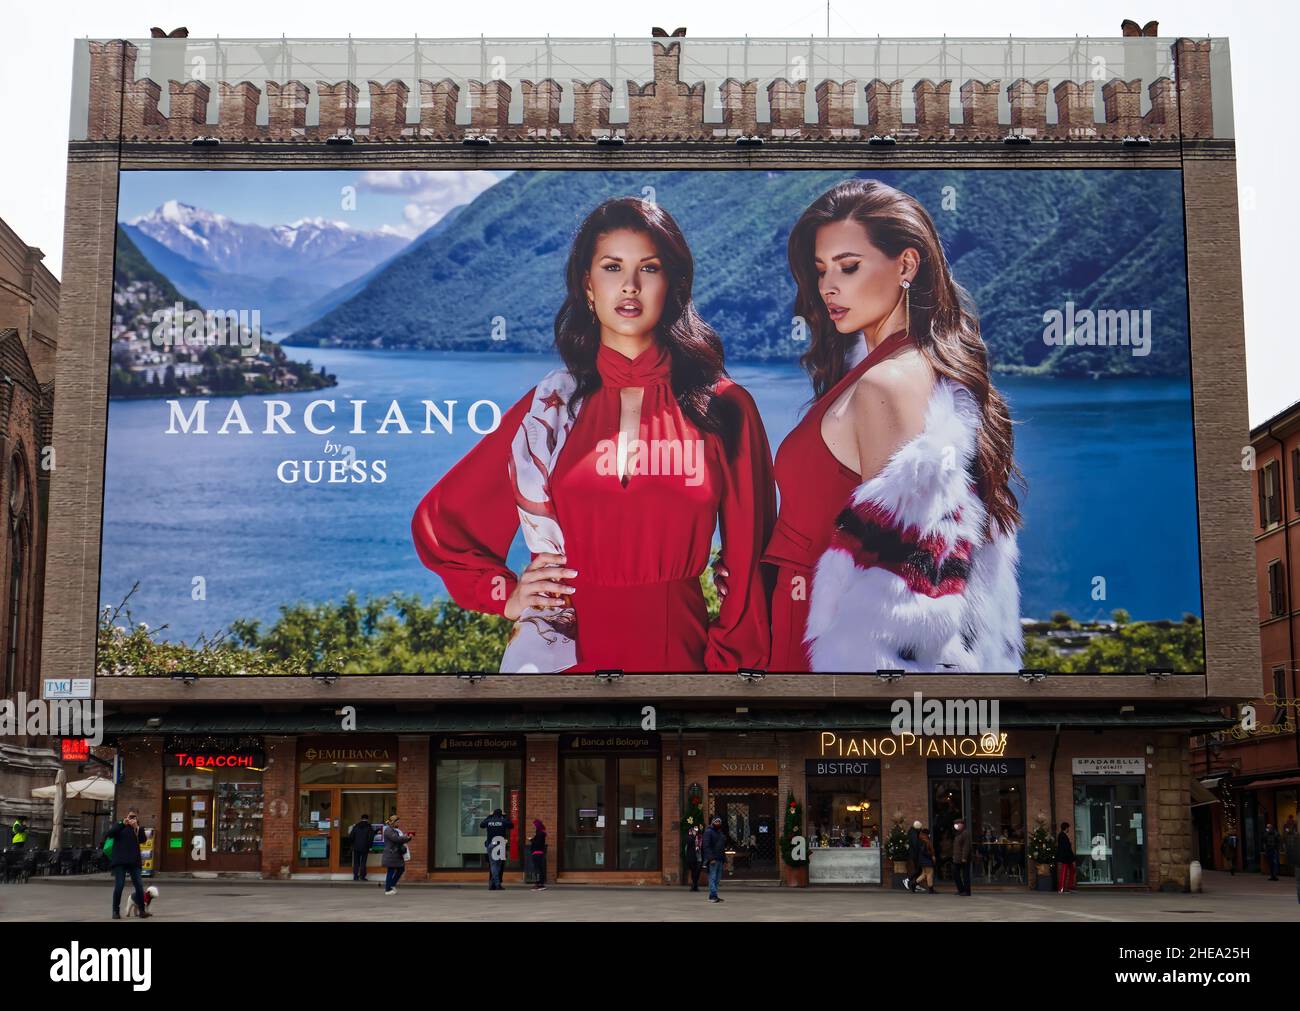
[98,167,1203,675]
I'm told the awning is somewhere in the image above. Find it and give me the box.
[31,776,115,802]
[1190,779,1220,807]
[1235,775,1300,790]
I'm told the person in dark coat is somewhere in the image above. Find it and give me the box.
[528,819,548,891]
[1220,832,1238,875]
[1284,828,1300,905]
[106,808,150,919]
[702,816,728,902]
[1056,821,1077,893]
[348,814,374,881]
[904,820,923,892]
[381,815,414,895]
[480,807,514,890]
[916,829,936,893]
[685,824,705,892]
[1263,822,1281,880]
[952,817,973,896]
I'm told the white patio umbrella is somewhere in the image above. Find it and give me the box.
[31,775,115,802]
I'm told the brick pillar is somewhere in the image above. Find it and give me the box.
[913,79,952,137]
[815,79,858,136]
[117,736,164,840]
[1144,77,1177,137]
[419,79,461,136]
[1101,78,1144,137]
[368,80,410,139]
[1008,79,1049,134]
[525,734,558,882]
[266,80,309,137]
[765,78,807,135]
[1172,38,1213,137]
[397,736,429,877]
[468,79,511,134]
[573,80,613,137]
[123,77,165,137]
[1052,80,1096,137]
[218,82,260,139]
[87,40,134,140]
[718,78,758,134]
[317,81,359,136]
[661,737,684,884]
[865,78,903,135]
[261,736,295,879]
[522,79,562,135]
[1153,732,1193,891]
[168,80,211,137]
[959,79,1001,135]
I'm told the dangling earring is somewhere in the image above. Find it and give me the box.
[900,279,911,338]
[587,298,596,319]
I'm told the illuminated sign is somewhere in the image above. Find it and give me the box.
[708,758,777,775]
[166,752,262,768]
[559,734,658,752]
[818,731,1009,759]
[1072,757,1145,776]
[436,735,524,753]
[805,759,881,777]
[61,739,90,762]
[927,759,1026,777]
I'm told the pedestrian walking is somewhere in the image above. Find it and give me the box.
[528,819,548,890]
[480,807,514,890]
[1284,827,1300,905]
[381,814,414,895]
[903,819,923,892]
[348,813,373,881]
[1263,822,1281,880]
[1056,822,1077,893]
[685,823,705,892]
[703,815,728,903]
[105,808,149,919]
[952,816,973,896]
[9,816,28,850]
[915,829,936,893]
[1220,831,1238,875]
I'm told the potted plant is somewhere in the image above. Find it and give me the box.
[778,792,809,887]
[680,799,705,883]
[1027,817,1056,891]
[885,818,912,889]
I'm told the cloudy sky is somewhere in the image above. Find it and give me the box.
[3,0,1293,424]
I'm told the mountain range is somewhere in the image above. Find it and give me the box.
[121,200,409,335]
[288,169,1193,377]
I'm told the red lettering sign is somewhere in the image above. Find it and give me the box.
[61,739,90,762]
[170,752,256,769]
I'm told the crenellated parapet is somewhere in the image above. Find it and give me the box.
[78,35,1225,144]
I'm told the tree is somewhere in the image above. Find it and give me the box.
[779,791,808,868]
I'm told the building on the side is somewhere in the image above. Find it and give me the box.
[1190,399,1300,876]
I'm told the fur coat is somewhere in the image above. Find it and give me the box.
[804,377,1022,673]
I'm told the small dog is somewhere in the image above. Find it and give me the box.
[126,885,159,918]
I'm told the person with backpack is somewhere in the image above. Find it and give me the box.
[348,814,374,881]
[105,808,150,919]
[528,819,548,891]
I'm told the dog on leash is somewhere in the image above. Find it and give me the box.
[126,885,159,918]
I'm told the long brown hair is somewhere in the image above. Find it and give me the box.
[554,197,725,434]
[787,178,1021,535]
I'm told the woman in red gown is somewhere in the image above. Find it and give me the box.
[757,179,1023,673]
[412,197,776,672]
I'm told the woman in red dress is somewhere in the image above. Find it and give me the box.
[412,197,776,672]
[752,179,1024,673]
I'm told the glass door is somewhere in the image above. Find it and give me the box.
[339,790,395,875]
[163,791,213,871]
[930,778,963,881]
[563,757,606,870]
[297,789,336,869]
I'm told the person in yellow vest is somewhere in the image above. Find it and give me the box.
[10,817,28,849]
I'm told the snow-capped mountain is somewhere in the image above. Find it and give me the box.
[127,200,407,281]
[121,200,410,333]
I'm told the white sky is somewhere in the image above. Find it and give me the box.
[3,0,1294,425]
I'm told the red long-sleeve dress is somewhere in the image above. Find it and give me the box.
[762,328,913,671]
[412,342,777,672]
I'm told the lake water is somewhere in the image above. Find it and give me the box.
[101,348,1203,643]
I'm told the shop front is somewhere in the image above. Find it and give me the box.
[432,734,525,875]
[294,736,396,875]
[804,758,882,884]
[1071,757,1148,885]
[559,733,660,874]
[162,736,265,873]
[928,758,1027,885]
[707,758,780,880]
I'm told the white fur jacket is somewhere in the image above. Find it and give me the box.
[804,378,1023,674]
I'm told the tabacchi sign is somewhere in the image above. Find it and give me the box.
[819,730,1009,759]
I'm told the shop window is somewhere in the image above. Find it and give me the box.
[806,775,882,884]
[931,776,1026,884]
[434,758,524,869]
[561,754,660,871]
